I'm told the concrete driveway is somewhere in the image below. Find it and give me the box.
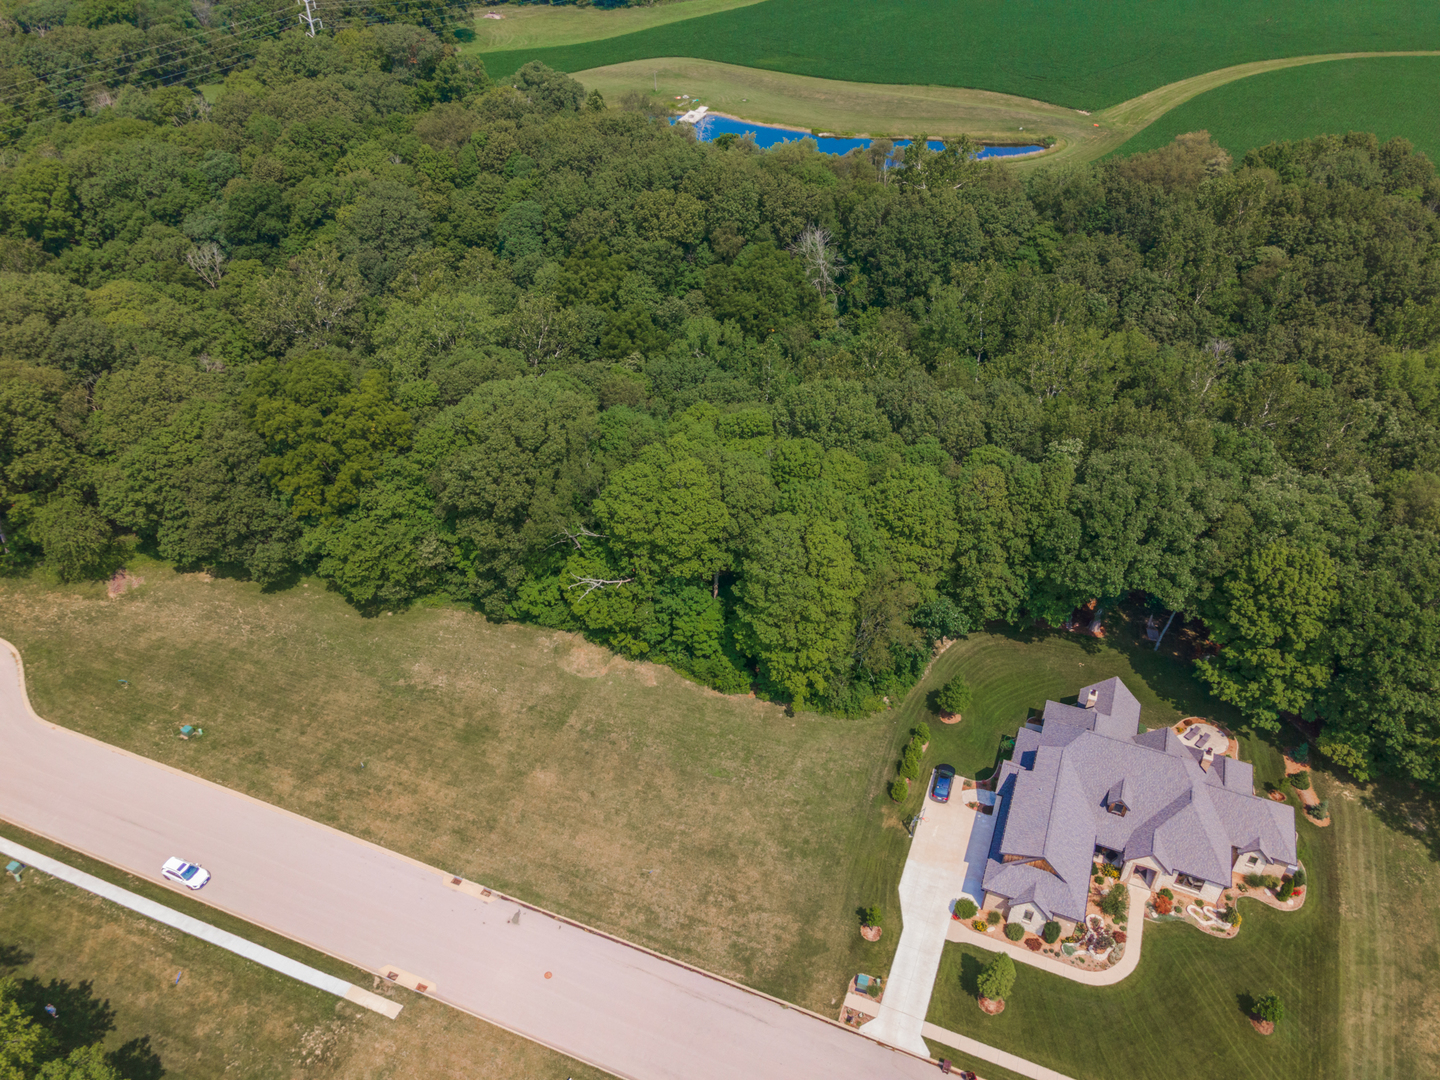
[0,641,940,1080]
[861,776,974,1055]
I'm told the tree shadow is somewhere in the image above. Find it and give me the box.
[1357,776,1440,864]
[108,1036,165,1080]
[1236,990,1256,1018]
[0,942,33,972]
[958,952,985,998]
[13,977,116,1057]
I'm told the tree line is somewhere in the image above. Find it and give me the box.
[1,27,1438,783]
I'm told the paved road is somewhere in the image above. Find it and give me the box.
[0,641,938,1080]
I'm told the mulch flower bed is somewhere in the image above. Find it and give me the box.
[860,925,882,942]
[978,997,1005,1015]
[1250,1017,1275,1036]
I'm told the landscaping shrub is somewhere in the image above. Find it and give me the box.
[1262,875,1281,891]
[1024,936,1042,951]
[1254,992,1285,1025]
[912,721,931,745]
[1292,867,1307,889]
[1244,872,1263,888]
[976,953,1016,1003]
[1277,878,1294,900]
[1309,799,1330,818]
[1093,873,1104,884]
[1042,920,1061,944]
[1099,885,1128,920]
[1004,921,1025,941]
[861,905,883,928]
[955,898,978,920]
[1159,888,1174,900]
[1114,930,1127,944]
[972,919,987,932]
[986,909,1002,926]
[1101,862,1121,879]
[1289,771,1312,790]
[889,778,909,802]
[936,675,972,715]
[1154,894,1174,915]
[1222,906,1242,927]
[899,743,922,780]
[1293,743,1310,764]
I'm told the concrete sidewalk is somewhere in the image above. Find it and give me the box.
[947,882,1149,985]
[0,836,400,1018]
[861,788,975,1055]
[922,1022,1077,1080]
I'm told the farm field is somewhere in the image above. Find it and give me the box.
[1116,56,1440,161]
[1,565,1433,1078]
[0,825,607,1080]
[463,0,764,54]
[475,0,1440,110]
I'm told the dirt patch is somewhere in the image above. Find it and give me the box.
[978,996,1005,1015]
[938,711,961,725]
[860,925,882,941]
[1250,1017,1275,1036]
[107,570,143,598]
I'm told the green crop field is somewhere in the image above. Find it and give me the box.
[476,0,1440,110]
[1116,56,1440,162]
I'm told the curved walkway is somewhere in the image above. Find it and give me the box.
[0,640,937,1080]
[944,882,1149,986]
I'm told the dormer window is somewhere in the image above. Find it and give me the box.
[1107,800,1128,817]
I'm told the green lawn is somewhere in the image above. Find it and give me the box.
[476,0,1440,110]
[1,567,1433,1079]
[462,0,765,54]
[1116,56,1440,162]
[0,825,608,1080]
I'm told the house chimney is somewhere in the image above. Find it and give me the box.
[1201,746,1214,772]
[1085,688,1098,708]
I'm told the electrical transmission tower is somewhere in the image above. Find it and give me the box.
[296,0,322,37]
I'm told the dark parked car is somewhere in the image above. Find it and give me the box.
[932,764,955,803]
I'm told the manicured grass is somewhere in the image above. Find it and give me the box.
[478,0,1440,110]
[0,831,608,1080]
[924,749,1440,1079]
[1114,56,1440,161]
[570,58,1100,147]
[463,0,766,55]
[3,567,1431,1079]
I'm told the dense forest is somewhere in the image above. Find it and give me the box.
[1,24,1438,783]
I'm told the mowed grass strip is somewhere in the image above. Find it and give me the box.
[571,58,1099,146]
[0,859,611,1080]
[476,0,1440,110]
[1113,56,1440,162]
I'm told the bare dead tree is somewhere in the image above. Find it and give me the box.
[185,242,227,289]
[789,224,844,305]
[552,524,606,551]
[566,574,635,598]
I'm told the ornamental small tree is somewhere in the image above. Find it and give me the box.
[1293,742,1310,764]
[1042,920,1061,944]
[955,897,978,920]
[889,778,909,802]
[1099,885,1128,920]
[976,952,1016,1003]
[1292,867,1307,889]
[1004,921,1025,941]
[986,909,1002,926]
[936,675,973,715]
[1289,771,1311,790]
[861,905,883,929]
[1254,992,1285,1026]
[913,721,932,745]
[899,743,922,780]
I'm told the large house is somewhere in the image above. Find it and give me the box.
[981,677,1298,935]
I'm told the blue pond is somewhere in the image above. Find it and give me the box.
[674,112,1044,159]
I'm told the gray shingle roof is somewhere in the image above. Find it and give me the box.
[982,678,1297,923]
